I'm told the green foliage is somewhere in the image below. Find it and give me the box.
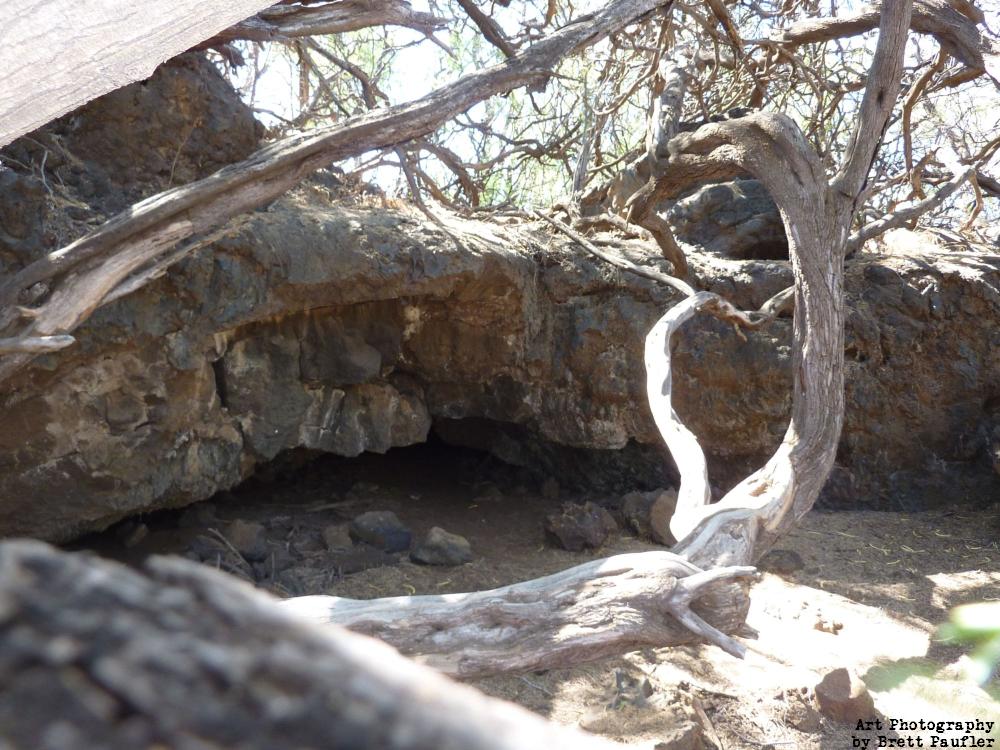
[939,602,1000,685]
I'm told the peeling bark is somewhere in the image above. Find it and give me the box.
[202,0,447,46]
[0,540,624,750]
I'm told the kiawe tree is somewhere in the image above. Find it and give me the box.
[0,0,998,703]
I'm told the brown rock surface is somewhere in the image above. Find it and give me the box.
[815,668,875,724]
[0,55,998,541]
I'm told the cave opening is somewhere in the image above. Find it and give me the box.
[69,420,679,597]
[739,238,790,261]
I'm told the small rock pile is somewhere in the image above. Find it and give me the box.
[171,489,475,596]
[543,487,679,551]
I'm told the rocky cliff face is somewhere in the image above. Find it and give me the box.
[1,55,997,541]
[668,179,788,261]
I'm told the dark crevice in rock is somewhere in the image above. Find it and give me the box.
[64,436,566,585]
[741,239,789,261]
[211,356,229,409]
[433,416,675,495]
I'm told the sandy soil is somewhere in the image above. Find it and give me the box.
[76,443,1000,749]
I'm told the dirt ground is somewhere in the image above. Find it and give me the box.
[75,442,1000,749]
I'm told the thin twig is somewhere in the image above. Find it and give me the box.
[206,527,253,574]
[168,119,201,187]
[535,210,794,328]
[533,209,696,296]
[518,676,554,695]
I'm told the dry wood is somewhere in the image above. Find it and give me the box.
[0,0,677,387]
[848,159,976,251]
[774,0,998,87]
[455,0,518,58]
[902,51,946,187]
[535,210,794,329]
[0,540,624,750]
[645,294,715,541]
[833,0,914,198]
[0,0,275,149]
[977,171,1000,198]
[626,0,915,569]
[534,210,696,297]
[635,48,697,276]
[282,551,757,678]
[647,49,693,167]
[203,0,447,46]
[0,334,76,354]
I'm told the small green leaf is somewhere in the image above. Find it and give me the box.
[948,602,1000,640]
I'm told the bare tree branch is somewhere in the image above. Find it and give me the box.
[204,0,448,45]
[847,160,976,250]
[977,170,1000,198]
[774,0,997,87]
[455,0,518,58]
[832,0,915,199]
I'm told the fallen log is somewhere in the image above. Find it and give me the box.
[0,540,624,750]
[282,552,757,679]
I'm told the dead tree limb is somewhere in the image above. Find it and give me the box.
[774,0,999,87]
[283,552,758,678]
[534,210,794,328]
[977,171,1000,198]
[454,0,518,58]
[536,210,793,546]
[644,294,716,541]
[635,48,696,277]
[0,0,676,387]
[848,158,976,251]
[0,540,624,750]
[202,0,448,46]
[0,0,276,149]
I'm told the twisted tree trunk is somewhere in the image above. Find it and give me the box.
[275,0,916,674]
[0,0,921,691]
